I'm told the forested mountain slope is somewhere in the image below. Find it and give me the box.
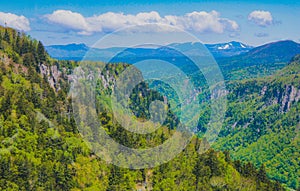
[214,55,300,189]
[218,40,300,80]
[0,26,285,190]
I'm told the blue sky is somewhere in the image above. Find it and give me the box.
[0,0,299,47]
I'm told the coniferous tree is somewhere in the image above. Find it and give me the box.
[257,164,268,183]
[37,41,46,62]
[4,29,10,43]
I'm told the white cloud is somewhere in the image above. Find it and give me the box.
[45,10,89,31]
[178,11,239,33]
[0,12,30,31]
[44,10,239,35]
[248,10,273,27]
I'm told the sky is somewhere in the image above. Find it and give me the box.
[0,0,299,47]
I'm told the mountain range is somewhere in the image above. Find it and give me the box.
[46,40,300,62]
[219,40,300,67]
[216,40,300,80]
[45,41,254,61]
[46,40,300,81]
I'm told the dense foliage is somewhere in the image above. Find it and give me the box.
[0,26,289,190]
[214,56,300,189]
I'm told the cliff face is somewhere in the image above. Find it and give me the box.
[277,85,300,112]
[227,57,300,114]
[39,64,62,91]
[260,84,300,112]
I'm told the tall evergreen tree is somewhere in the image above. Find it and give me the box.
[4,29,10,43]
[257,164,268,183]
[37,41,46,62]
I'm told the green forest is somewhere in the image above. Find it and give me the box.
[0,25,298,191]
[214,55,300,189]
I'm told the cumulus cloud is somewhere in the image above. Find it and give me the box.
[44,10,239,35]
[45,10,88,31]
[0,12,30,31]
[248,10,273,27]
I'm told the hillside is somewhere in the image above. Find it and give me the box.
[243,40,300,62]
[0,26,285,190]
[214,55,300,189]
[218,40,300,80]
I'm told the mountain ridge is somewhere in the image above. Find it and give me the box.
[216,40,300,80]
[45,40,254,61]
[45,40,300,68]
[243,40,300,61]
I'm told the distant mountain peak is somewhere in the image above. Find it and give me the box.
[46,40,300,61]
[207,41,252,50]
[48,43,89,51]
[246,40,300,59]
[205,41,253,57]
